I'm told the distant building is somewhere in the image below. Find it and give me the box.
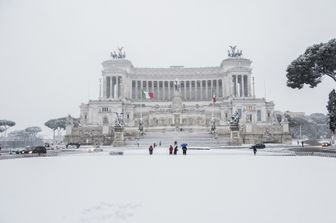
[66,48,291,144]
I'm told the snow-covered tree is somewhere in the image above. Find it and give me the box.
[0,126,5,137]
[286,38,336,132]
[0,120,16,137]
[8,128,43,147]
[45,118,66,141]
[327,90,336,133]
[25,126,42,137]
[45,116,79,141]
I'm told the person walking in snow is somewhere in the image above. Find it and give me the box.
[169,145,173,155]
[173,141,178,155]
[182,144,188,155]
[253,147,257,156]
[148,145,153,155]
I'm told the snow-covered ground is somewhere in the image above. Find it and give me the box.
[1,148,336,223]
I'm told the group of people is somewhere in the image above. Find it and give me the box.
[148,141,188,155]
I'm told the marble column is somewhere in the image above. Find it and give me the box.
[195,81,197,100]
[111,76,114,99]
[220,79,223,97]
[135,80,137,100]
[190,81,192,101]
[232,76,235,97]
[157,81,161,101]
[247,75,250,97]
[168,81,171,100]
[161,81,163,101]
[205,80,208,100]
[200,80,203,101]
[103,76,106,99]
[242,75,245,97]
[116,76,120,99]
[234,75,237,97]
[196,80,199,100]
[210,79,213,99]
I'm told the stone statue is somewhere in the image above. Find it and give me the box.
[174,79,180,91]
[111,47,126,59]
[113,112,125,147]
[228,45,243,57]
[110,51,118,59]
[138,121,143,133]
[210,119,216,134]
[117,47,126,59]
[229,111,240,126]
[114,112,124,127]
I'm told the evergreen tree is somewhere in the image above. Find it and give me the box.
[45,116,79,141]
[327,89,336,133]
[286,38,336,132]
[0,120,16,137]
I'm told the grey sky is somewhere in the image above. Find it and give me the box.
[1,0,336,137]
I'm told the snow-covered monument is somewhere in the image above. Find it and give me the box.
[65,47,291,145]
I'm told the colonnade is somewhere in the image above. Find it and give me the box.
[104,76,122,99]
[131,79,225,101]
[103,75,250,100]
[232,75,249,97]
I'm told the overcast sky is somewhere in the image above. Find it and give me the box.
[1,0,336,137]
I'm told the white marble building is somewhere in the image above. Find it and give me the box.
[69,48,290,144]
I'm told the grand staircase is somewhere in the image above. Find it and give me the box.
[126,132,229,149]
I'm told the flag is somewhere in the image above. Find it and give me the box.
[142,89,154,99]
[212,93,216,103]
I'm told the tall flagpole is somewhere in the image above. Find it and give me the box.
[211,89,216,135]
[211,89,214,121]
[140,89,143,122]
[212,98,214,121]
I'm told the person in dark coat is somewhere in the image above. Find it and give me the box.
[174,141,178,155]
[169,145,173,155]
[253,147,257,155]
[173,141,178,155]
[174,145,178,155]
[148,145,153,155]
[182,144,187,155]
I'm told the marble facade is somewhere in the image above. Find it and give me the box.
[66,49,291,144]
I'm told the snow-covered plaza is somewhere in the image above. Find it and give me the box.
[1,147,336,223]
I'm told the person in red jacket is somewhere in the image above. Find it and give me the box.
[169,145,173,155]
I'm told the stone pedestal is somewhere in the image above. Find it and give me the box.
[102,125,110,135]
[172,92,183,113]
[230,125,242,145]
[171,83,183,128]
[282,120,289,133]
[245,123,253,133]
[113,126,125,147]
